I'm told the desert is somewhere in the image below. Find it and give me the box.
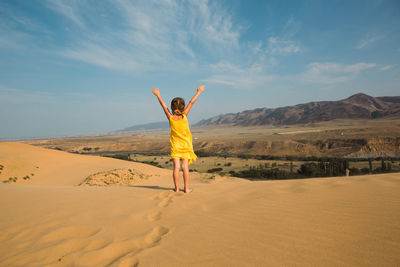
[1,140,400,266]
[2,1,400,266]
[2,95,400,266]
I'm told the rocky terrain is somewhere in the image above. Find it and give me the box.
[196,93,400,127]
[25,118,400,158]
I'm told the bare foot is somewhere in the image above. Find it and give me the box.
[184,188,193,194]
[173,188,180,192]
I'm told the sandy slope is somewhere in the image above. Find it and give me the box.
[0,142,399,266]
[0,142,170,186]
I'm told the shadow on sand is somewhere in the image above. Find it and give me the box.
[128,185,172,191]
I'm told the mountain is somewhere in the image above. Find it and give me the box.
[116,121,169,133]
[195,93,400,127]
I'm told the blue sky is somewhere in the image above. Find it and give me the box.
[1,0,399,139]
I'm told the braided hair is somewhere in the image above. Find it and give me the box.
[171,97,185,116]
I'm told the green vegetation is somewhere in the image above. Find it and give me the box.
[103,153,162,168]
[230,158,398,180]
[5,177,18,183]
[298,159,349,177]
[100,151,399,180]
[133,160,162,168]
[2,173,32,183]
[207,167,223,173]
[230,167,298,180]
[104,154,130,161]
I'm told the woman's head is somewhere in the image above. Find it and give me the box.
[171,97,185,116]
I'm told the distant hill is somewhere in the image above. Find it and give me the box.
[116,121,169,133]
[195,93,400,127]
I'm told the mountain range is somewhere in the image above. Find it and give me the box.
[115,121,169,133]
[117,93,400,132]
[195,93,400,127]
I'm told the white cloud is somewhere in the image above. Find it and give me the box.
[357,34,384,49]
[281,16,302,39]
[50,0,240,72]
[60,41,143,72]
[202,16,302,90]
[299,62,376,84]
[0,29,30,49]
[202,61,275,89]
[46,0,84,28]
[267,37,300,55]
[380,64,394,71]
[263,17,301,55]
[195,0,239,48]
[245,17,301,57]
[247,41,263,54]
[0,3,50,49]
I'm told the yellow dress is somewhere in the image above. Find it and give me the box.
[169,114,197,165]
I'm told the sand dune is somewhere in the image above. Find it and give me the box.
[1,142,399,266]
[0,142,171,186]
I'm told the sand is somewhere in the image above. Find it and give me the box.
[0,142,399,266]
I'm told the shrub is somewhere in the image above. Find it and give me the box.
[207,168,223,173]
[140,160,162,168]
[232,167,297,180]
[298,163,322,177]
[349,167,361,175]
[360,168,370,174]
[112,154,130,161]
[298,159,348,177]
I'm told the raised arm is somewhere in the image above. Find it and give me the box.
[184,85,205,116]
[152,88,172,120]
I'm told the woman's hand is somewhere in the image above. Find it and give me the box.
[152,87,160,96]
[197,85,205,93]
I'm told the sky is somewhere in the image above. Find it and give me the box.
[0,0,399,139]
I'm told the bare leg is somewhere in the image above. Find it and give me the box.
[181,159,192,193]
[172,159,180,192]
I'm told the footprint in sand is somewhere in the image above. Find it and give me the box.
[144,225,169,246]
[150,190,171,200]
[152,190,184,208]
[150,191,173,207]
[146,190,184,232]
[108,226,168,265]
[76,225,169,266]
[113,257,140,267]
[158,196,173,208]
[147,210,162,222]
[147,191,179,223]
